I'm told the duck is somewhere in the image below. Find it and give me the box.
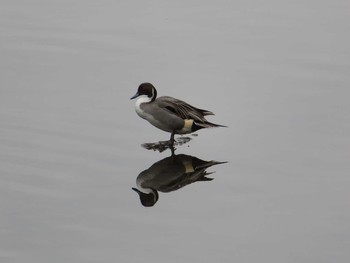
[130,82,226,144]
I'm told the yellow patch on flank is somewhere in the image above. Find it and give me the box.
[184,119,194,129]
[184,161,194,173]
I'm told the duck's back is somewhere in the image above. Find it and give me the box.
[156,96,213,122]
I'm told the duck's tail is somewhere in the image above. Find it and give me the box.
[192,121,227,131]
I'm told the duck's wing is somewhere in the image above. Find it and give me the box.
[157,96,214,122]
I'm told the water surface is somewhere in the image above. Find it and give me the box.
[1,1,350,262]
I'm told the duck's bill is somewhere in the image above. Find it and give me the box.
[130,92,139,100]
[131,187,142,194]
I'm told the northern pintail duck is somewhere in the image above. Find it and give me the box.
[130,82,226,144]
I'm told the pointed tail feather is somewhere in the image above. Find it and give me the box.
[197,176,214,182]
[194,121,227,129]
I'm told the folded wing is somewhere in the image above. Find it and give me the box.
[157,96,214,122]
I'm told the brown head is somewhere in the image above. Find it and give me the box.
[130,82,157,102]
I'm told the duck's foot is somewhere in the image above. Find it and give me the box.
[141,136,192,152]
[176,136,192,145]
[142,140,173,152]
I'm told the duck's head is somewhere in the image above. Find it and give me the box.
[130,82,157,102]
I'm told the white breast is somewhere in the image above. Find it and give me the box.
[135,95,152,117]
[134,95,161,125]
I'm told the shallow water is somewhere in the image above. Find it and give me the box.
[1,1,350,262]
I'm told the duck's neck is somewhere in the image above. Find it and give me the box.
[135,95,153,114]
[135,94,153,105]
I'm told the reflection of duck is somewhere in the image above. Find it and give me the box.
[132,154,226,207]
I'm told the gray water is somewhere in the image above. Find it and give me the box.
[1,1,350,262]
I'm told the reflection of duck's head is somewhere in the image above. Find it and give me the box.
[132,187,159,207]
